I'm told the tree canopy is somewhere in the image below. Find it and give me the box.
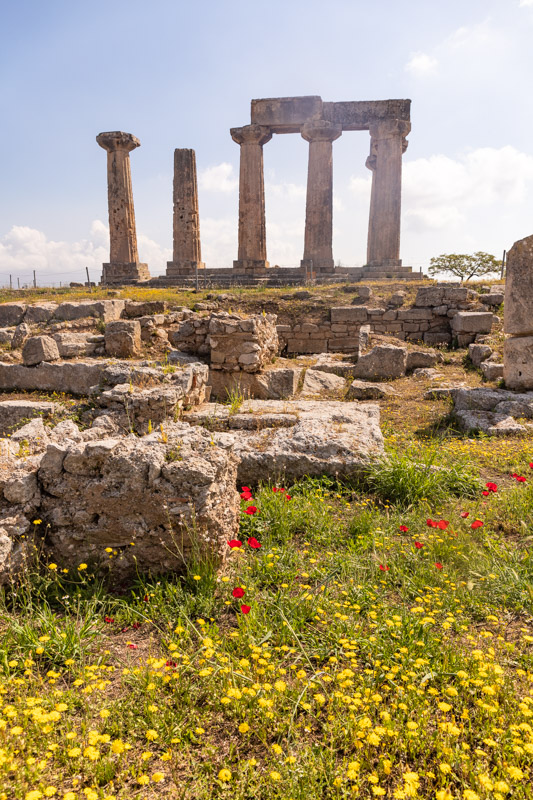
[428,252,502,283]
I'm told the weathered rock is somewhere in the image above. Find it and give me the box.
[480,361,504,381]
[468,343,493,367]
[0,303,26,327]
[482,292,504,307]
[105,320,141,358]
[207,366,302,401]
[53,332,95,358]
[22,335,60,366]
[503,336,533,391]
[0,400,62,436]
[0,328,14,346]
[406,349,439,371]
[331,306,368,324]
[0,513,33,585]
[12,323,31,350]
[124,300,167,318]
[208,313,278,373]
[24,303,58,323]
[167,349,203,366]
[455,410,528,437]
[0,361,104,395]
[389,291,406,307]
[300,369,346,396]
[451,312,495,335]
[412,367,441,379]
[504,235,533,336]
[54,300,125,323]
[354,344,407,380]
[310,357,357,377]
[346,380,396,400]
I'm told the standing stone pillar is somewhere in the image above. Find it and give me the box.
[166,149,205,276]
[300,120,342,274]
[230,124,272,272]
[366,119,410,268]
[96,131,150,285]
[503,234,533,390]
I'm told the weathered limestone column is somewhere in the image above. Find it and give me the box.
[300,120,342,274]
[366,119,410,267]
[166,149,205,276]
[96,131,150,285]
[230,124,272,272]
[503,234,533,390]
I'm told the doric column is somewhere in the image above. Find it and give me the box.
[230,124,272,272]
[366,119,410,267]
[300,120,342,274]
[166,149,205,276]
[96,131,150,285]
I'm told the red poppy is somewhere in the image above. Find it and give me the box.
[166,660,177,668]
[437,520,449,530]
[379,564,390,571]
[285,494,292,501]
[240,491,253,500]
[132,622,142,629]
[241,486,251,492]
[273,487,286,493]
[104,616,114,624]
[471,520,483,529]
[426,519,438,528]
[247,537,261,549]
[240,604,251,614]
[485,482,498,493]
[530,463,533,469]
[232,587,245,598]
[435,562,443,570]
[399,525,409,532]
[227,539,242,549]
[127,643,138,649]
[460,511,469,518]
[143,595,149,602]
[511,473,527,482]
[414,541,424,549]
[244,506,258,515]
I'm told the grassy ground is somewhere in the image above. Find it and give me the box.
[1,419,532,800]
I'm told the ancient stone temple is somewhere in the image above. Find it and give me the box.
[96,131,150,285]
[503,234,533,390]
[231,96,413,279]
[166,149,205,277]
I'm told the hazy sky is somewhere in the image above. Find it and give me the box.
[1,0,532,285]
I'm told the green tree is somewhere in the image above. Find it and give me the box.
[428,252,502,283]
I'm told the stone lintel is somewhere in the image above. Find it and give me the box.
[323,100,411,131]
[233,259,270,273]
[250,96,323,133]
[96,131,141,152]
[101,262,150,285]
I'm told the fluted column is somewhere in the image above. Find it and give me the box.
[366,119,410,267]
[166,149,205,276]
[230,124,272,272]
[96,131,150,284]
[300,120,342,274]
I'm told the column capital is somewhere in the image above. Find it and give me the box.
[230,124,272,146]
[301,120,342,143]
[96,131,141,153]
[368,118,411,141]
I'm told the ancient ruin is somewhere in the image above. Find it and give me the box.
[503,234,533,391]
[97,131,151,285]
[166,148,205,278]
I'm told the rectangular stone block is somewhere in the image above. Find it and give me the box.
[503,336,533,390]
[328,337,359,351]
[398,308,433,321]
[251,96,323,132]
[323,99,410,130]
[286,339,327,354]
[451,312,494,334]
[414,287,444,307]
[0,303,26,327]
[504,235,533,335]
[331,306,368,324]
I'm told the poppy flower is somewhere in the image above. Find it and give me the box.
[104,616,114,624]
[471,520,483,529]
[241,486,251,492]
[435,562,443,570]
[143,595,149,602]
[426,519,438,528]
[240,491,253,500]
[166,660,177,668]
[414,541,424,549]
[240,605,251,615]
[437,520,449,530]
[227,539,242,549]
[244,506,259,515]
[485,482,498,493]
[460,511,469,518]
[247,537,261,549]
[379,564,390,571]
[530,463,533,469]
[232,587,245,598]
[273,487,286,493]
[127,643,138,649]
[285,494,292,501]
[399,525,409,532]
[512,473,526,482]
[132,622,142,629]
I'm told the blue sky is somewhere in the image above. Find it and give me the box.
[1,0,533,284]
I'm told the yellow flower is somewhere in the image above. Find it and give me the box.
[506,767,523,781]
[218,769,232,782]
[274,680,287,692]
[67,748,81,758]
[238,722,250,733]
[145,729,158,741]
[33,519,42,525]
[82,746,99,761]
[152,773,164,782]
[111,739,126,754]
[270,772,282,781]
[48,564,57,570]
[10,726,23,735]
[99,709,110,718]
[436,791,453,800]
[44,790,57,798]
[25,793,42,800]
[77,563,88,570]
[193,575,201,581]
[63,793,77,800]
[463,791,480,800]
[137,775,149,785]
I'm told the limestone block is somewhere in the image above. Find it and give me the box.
[356,286,373,301]
[414,288,444,307]
[24,303,58,323]
[300,369,346,396]
[53,332,94,358]
[0,400,61,436]
[331,306,368,324]
[12,323,31,350]
[124,300,167,318]
[353,345,407,380]
[346,380,396,400]
[443,287,472,305]
[389,291,406,307]
[504,235,533,335]
[0,361,104,395]
[480,361,504,381]
[105,320,141,358]
[503,336,533,390]
[0,303,26,327]
[398,309,433,321]
[22,336,60,366]
[54,300,125,323]
[468,343,493,367]
[406,349,439,371]
[451,312,494,334]
[482,292,504,307]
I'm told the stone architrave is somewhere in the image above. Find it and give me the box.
[300,120,342,274]
[366,118,410,268]
[166,149,205,276]
[503,234,533,390]
[231,124,272,272]
[96,131,150,285]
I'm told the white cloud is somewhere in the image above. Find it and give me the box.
[519,0,533,7]
[405,52,438,76]
[198,163,237,193]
